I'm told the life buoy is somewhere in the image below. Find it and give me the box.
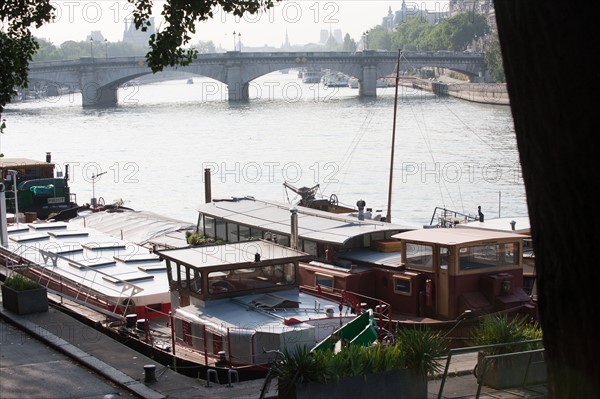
[425,279,433,307]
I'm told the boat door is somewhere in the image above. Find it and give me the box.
[435,246,450,318]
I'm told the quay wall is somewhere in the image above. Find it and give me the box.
[408,78,510,106]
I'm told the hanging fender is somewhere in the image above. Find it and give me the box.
[425,279,433,307]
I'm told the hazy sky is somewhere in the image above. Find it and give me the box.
[33,1,450,49]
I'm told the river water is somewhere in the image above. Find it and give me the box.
[2,72,526,226]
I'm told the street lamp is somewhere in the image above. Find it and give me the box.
[238,32,242,52]
[363,30,369,50]
[233,31,237,51]
[90,37,94,58]
[104,39,108,58]
[91,171,107,208]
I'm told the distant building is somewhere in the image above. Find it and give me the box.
[123,17,155,47]
[382,1,449,29]
[86,31,105,42]
[382,6,395,29]
[319,29,329,44]
[333,29,343,44]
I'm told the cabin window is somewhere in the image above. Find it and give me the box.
[393,275,412,295]
[315,273,334,291]
[206,263,296,296]
[249,228,263,240]
[177,264,188,288]
[302,240,317,256]
[239,225,251,240]
[197,213,205,235]
[439,247,449,270]
[459,242,520,271]
[215,219,226,241]
[405,243,434,270]
[273,233,290,247]
[191,268,202,294]
[204,216,216,238]
[227,223,239,242]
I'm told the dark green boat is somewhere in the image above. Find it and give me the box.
[1,154,79,221]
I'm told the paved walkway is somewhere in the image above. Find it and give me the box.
[0,295,547,399]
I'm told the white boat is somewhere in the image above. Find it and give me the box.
[158,238,361,369]
[301,69,323,84]
[348,78,359,89]
[0,208,370,375]
[322,73,350,88]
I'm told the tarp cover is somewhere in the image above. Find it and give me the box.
[29,184,55,195]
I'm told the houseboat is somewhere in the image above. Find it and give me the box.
[0,218,173,319]
[157,238,363,371]
[1,154,79,221]
[193,192,538,339]
[0,207,377,380]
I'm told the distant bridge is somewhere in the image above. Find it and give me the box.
[27,51,486,107]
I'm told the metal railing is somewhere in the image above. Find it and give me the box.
[437,339,545,399]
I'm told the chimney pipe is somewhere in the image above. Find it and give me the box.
[46,152,51,163]
[204,168,212,203]
[356,200,366,221]
[510,220,516,230]
[290,206,298,250]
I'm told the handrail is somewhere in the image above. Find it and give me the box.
[429,206,478,227]
[475,348,546,398]
[437,339,543,399]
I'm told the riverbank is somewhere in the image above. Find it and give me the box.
[401,77,510,106]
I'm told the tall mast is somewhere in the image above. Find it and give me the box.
[386,49,402,223]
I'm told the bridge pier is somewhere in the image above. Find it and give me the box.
[80,70,118,107]
[359,65,378,97]
[226,65,249,101]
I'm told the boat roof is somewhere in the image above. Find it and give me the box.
[69,210,195,247]
[158,240,310,270]
[4,220,171,303]
[176,289,353,332]
[0,158,55,169]
[197,197,414,246]
[456,216,531,235]
[392,227,528,246]
[337,248,403,268]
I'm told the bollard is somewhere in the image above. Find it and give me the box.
[206,369,219,387]
[144,364,157,383]
[126,314,137,328]
[227,369,239,387]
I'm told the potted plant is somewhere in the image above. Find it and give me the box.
[276,327,447,399]
[471,314,545,389]
[1,273,48,315]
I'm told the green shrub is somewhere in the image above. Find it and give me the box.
[470,314,543,355]
[3,273,40,291]
[185,231,223,246]
[275,326,447,396]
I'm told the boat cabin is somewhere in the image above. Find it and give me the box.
[299,227,535,322]
[392,228,533,320]
[157,240,359,367]
[195,197,414,259]
[455,216,536,295]
[159,240,311,306]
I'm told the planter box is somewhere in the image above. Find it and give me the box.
[294,369,427,399]
[476,350,547,389]
[1,284,49,315]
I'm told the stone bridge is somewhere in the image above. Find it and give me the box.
[27,50,485,107]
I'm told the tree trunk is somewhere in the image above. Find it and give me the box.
[493,1,598,398]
